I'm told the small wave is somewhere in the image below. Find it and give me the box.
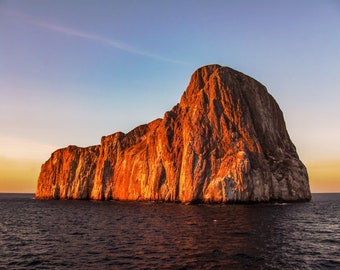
[1,193,339,270]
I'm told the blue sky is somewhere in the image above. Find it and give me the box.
[0,0,339,192]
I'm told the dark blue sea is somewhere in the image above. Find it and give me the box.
[0,193,339,269]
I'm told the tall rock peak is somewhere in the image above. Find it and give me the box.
[36,65,311,203]
[189,64,221,88]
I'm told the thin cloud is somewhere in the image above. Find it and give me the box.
[1,8,185,64]
[0,136,58,161]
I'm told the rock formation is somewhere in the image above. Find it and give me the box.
[36,64,311,203]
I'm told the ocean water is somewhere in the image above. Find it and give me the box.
[0,193,339,269]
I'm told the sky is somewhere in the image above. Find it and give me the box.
[1,0,339,193]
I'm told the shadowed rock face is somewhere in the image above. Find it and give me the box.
[36,65,311,203]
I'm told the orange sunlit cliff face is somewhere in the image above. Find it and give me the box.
[35,65,311,202]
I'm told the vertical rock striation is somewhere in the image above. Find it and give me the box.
[36,65,311,203]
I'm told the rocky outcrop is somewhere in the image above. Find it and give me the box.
[36,64,311,203]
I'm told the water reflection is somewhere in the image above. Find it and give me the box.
[145,204,260,268]
[1,194,339,269]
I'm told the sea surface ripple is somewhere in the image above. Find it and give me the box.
[0,193,339,269]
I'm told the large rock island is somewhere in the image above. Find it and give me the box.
[36,64,311,203]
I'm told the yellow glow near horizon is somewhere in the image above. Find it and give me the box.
[0,157,41,193]
[307,161,340,193]
[0,137,57,193]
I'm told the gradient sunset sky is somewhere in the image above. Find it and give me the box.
[1,0,339,193]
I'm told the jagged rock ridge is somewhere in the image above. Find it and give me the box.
[36,64,311,203]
